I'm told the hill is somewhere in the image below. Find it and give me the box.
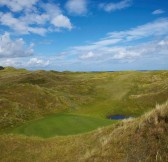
[0,102,167,161]
[0,67,168,131]
[0,67,168,161]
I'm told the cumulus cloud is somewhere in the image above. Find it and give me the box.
[42,3,72,30]
[0,0,38,12]
[0,32,34,58]
[27,58,50,67]
[0,12,48,35]
[63,38,168,67]
[80,51,95,59]
[152,9,165,15]
[0,57,50,68]
[65,0,88,15]
[0,2,72,35]
[51,15,72,30]
[0,58,22,67]
[112,40,168,60]
[99,0,132,12]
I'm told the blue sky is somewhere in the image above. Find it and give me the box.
[0,0,168,71]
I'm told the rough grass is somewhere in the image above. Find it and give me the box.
[0,68,168,161]
[0,68,168,131]
[11,113,114,138]
[0,102,168,162]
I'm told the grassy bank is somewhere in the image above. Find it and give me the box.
[0,68,168,161]
[0,102,168,161]
[1,68,168,132]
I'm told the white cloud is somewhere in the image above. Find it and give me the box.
[42,3,61,17]
[99,0,132,12]
[65,0,88,15]
[80,51,95,59]
[51,15,72,30]
[0,32,34,58]
[152,9,165,15]
[20,12,49,25]
[115,39,168,60]
[112,48,140,60]
[27,58,50,67]
[72,18,168,53]
[0,57,50,68]
[0,58,22,67]
[94,38,122,46]
[42,3,72,29]
[0,2,73,35]
[59,18,168,64]
[0,0,38,12]
[0,12,48,35]
[0,12,28,34]
[108,18,168,41]
[70,38,168,64]
[28,27,48,36]
[1,37,167,70]
[73,39,122,51]
[158,40,168,46]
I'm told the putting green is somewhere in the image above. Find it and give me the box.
[12,114,114,138]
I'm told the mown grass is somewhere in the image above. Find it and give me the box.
[11,113,114,138]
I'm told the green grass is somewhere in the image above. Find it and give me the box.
[11,113,114,138]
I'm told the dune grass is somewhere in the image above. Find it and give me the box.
[0,68,168,131]
[0,68,168,161]
[11,113,114,138]
[0,102,168,162]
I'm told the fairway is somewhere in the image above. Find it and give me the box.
[12,114,114,138]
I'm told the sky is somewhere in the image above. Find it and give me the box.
[0,0,168,71]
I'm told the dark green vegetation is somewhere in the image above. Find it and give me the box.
[0,66,4,70]
[0,67,168,161]
[12,113,114,138]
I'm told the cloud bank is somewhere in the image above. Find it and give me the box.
[0,1,72,35]
[0,32,33,58]
[58,18,168,67]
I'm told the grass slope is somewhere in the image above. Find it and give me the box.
[0,102,168,162]
[1,68,168,132]
[11,114,114,138]
[0,68,168,161]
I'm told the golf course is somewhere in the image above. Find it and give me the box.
[12,113,114,137]
[0,0,168,161]
[0,67,168,161]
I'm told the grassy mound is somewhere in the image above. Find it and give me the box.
[0,102,168,162]
[1,68,168,131]
[11,114,114,138]
[0,68,168,161]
